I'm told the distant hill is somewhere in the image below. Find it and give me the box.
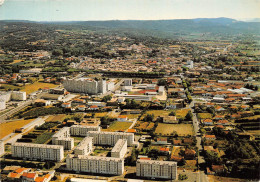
[50,17,260,36]
[1,17,260,39]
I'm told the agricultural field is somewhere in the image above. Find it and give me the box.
[34,132,53,144]
[176,109,190,119]
[103,121,132,132]
[45,114,67,122]
[143,110,173,120]
[126,114,140,119]
[94,112,108,118]
[197,113,213,119]
[0,119,34,139]
[21,81,58,94]
[155,123,194,136]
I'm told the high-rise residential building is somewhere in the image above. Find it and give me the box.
[111,139,127,158]
[52,127,74,150]
[136,159,177,180]
[0,140,5,156]
[63,78,107,95]
[74,137,93,156]
[87,131,134,146]
[11,143,64,162]
[66,154,124,175]
[124,79,132,86]
[70,125,101,137]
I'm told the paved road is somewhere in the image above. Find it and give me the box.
[188,100,208,182]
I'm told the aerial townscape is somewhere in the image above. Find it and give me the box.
[0,1,260,182]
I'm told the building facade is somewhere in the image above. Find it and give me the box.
[87,131,134,146]
[0,140,4,156]
[111,139,127,158]
[66,154,124,175]
[74,137,93,156]
[136,159,177,180]
[11,143,64,161]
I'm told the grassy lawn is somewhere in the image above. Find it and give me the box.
[197,113,213,119]
[0,119,34,139]
[103,121,132,132]
[21,82,58,94]
[155,123,194,136]
[45,114,67,122]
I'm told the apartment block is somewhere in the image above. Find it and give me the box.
[74,137,93,156]
[111,139,127,158]
[52,127,74,150]
[53,138,74,150]
[124,79,132,86]
[11,142,64,162]
[87,131,134,146]
[63,78,107,94]
[0,140,4,156]
[66,154,124,175]
[70,125,101,137]
[136,159,177,180]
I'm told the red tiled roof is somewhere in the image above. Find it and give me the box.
[118,115,127,118]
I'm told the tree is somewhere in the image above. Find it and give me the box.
[185,111,193,121]
[144,114,154,122]
[169,111,176,116]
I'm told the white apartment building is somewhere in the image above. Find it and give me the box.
[136,159,177,180]
[74,137,93,156]
[66,154,124,175]
[87,131,134,146]
[70,125,101,137]
[11,142,64,162]
[63,78,107,95]
[52,127,74,150]
[111,139,127,158]
[11,91,26,101]
[0,91,26,102]
[53,138,74,150]
[0,99,6,110]
[0,140,5,156]
[124,79,132,86]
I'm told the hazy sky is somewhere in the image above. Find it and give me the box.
[0,0,259,21]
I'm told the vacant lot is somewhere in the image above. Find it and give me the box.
[104,121,132,132]
[0,119,34,139]
[45,114,67,122]
[155,123,194,136]
[21,82,58,94]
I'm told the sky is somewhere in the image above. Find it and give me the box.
[0,0,259,21]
